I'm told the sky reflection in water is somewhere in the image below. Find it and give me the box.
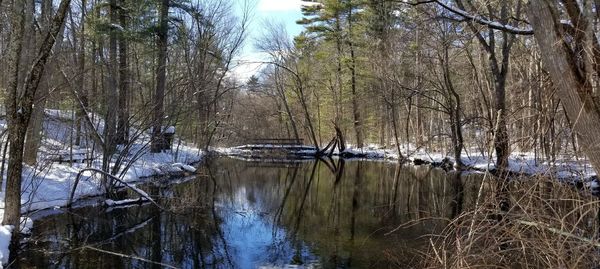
[20,158,481,268]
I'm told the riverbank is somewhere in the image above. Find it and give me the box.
[3,133,596,267]
[18,157,469,268]
[0,110,203,267]
[215,143,598,184]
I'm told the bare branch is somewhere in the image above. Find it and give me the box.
[399,0,534,35]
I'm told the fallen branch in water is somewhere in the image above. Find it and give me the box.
[68,168,162,210]
[84,246,179,269]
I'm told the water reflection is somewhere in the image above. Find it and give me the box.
[19,158,486,268]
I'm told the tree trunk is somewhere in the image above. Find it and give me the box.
[151,0,169,153]
[75,0,87,146]
[3,0,72,229]
[527,0,600,175]
[442,45,464,169]
[347,8,363,148]
[116,0,129,145]
[455,0,514,171]
[334,13,344,140]
[22,0,41,165]
[3,0,26,228]
[23,0,55,165]
[103,0,119,173]
[276,70,300,140]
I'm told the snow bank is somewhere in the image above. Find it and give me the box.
[17,143,202,213]
[0,225,11,267]
[216,143,598,181]
[0,109,205,266]
[172,163,197,173]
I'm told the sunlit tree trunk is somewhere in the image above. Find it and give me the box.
[3,0,72,230]
[347,6,364,148]
[3,0,26,228]
[23,0,43,165]
[527,0,600,175]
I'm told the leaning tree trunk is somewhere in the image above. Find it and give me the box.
[22,0,41,166]
[24,0,56,165]
[527,0,600,175]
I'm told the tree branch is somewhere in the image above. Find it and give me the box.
[398,0,534,35]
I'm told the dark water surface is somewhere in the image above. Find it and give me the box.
[18,157,484,268]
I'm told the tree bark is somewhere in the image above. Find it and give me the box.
[75,0,87,146]
[442,44,464,169]
[22,0,42,165]
[347,7,364,148]
[102,0,119,173]
[3,0,26,228]
[23,0,55,165]
[3,0,72,229]
[455,0,514,171]
[527,0,600,175]
[151,0,169,152]
[116,0,129,145]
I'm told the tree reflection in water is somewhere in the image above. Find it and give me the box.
[19,157,486,268]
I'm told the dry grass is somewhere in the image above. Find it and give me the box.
[424,176,600,268]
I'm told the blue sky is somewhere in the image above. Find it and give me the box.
[232,0,307,81]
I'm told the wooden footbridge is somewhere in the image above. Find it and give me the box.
[230,138,317,158]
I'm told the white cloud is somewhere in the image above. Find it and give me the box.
[258,0,318,12]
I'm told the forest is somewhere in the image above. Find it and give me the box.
[1,0,600,268]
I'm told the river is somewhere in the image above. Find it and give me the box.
[18,157,486,268]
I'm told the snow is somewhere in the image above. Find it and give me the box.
[20,217,33,235]
[163,126,175,134]
[0,109,204,266]
[434,1,534,35]
[172,163,196,173]
[105,197,149,207]
[0,225,11,267]
[1,107,597,265]
[109,23,124,31]
[216,143,598,181]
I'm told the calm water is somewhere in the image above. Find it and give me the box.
[18,157,484,268]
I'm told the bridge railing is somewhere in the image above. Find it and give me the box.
[249,138,303,145]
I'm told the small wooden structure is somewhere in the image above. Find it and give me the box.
[47,149,97,164]
[249,138,303,146]
[231,138,315,159]
[154,126,175,151]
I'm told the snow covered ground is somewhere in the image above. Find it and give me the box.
[215,143,598,180]
[0,109,203,266]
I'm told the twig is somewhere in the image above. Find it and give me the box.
[516,219,600,247]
